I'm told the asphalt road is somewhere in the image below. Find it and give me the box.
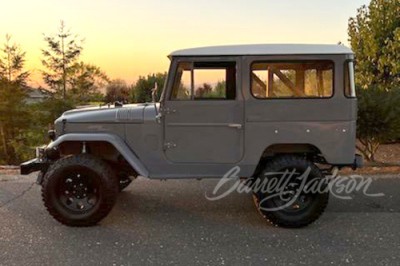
[0,173,399,266]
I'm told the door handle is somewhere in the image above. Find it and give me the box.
[228,124,242,130]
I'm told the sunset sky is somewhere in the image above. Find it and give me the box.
[0,0,369,87]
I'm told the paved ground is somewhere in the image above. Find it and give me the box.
[0,173,399,266]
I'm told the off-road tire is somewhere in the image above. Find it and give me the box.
[253,155,329,228]
[42,154,119,227]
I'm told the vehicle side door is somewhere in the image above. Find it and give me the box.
[162,57,244,164]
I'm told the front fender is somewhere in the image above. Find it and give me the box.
[48,133,149,177]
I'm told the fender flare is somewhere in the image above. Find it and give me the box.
[47,133,149,177]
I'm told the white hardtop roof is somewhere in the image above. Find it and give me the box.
[170,44,353,57]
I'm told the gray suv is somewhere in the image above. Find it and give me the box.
[21,44,362,228]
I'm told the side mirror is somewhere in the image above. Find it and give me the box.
[152,82,158,103]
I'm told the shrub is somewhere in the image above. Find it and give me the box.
[357,86,400,161]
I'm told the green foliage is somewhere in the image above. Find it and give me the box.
[34,97,76,126]
[9,97,77,163]
[348,0,400,90]
[0,34,29,84]
[132,72,167,103]
[106,79,131,103]
[195,83,213,98]
[215,81,226,97]
[0,35,30,164]
[195,81,226,98]
[41,21,109,104]
[0,79,29,164]
[68,62,109,103]
[356,86,400,161]
[9,129,47,163]
[41,20,84,98]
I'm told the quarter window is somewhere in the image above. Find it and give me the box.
[171,62,236,100]
[345,61,356,98]
[251,61,334,98]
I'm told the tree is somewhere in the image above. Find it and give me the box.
[68,62,109,103]
[349,0,400,161]
[0,34,29,84]
[215,81,226,97]
[348,0,400,91]
[11,96,77,163]
[132,72,167,103]
[0,35,29,163]
[41,20,84,98]
[356,86,400,161]
[195,83,213,98]
[106,79,130,103]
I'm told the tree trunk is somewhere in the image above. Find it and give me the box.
[0,125,8,158]
[356,138,381,162]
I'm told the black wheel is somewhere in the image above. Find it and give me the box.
[119,176,133,192]
[41,154,119,227]
[253,155,329,228]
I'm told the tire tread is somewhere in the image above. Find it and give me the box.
[41,154,119,227]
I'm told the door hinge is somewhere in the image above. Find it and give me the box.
[164,142,177,150]
[155,113,162,123]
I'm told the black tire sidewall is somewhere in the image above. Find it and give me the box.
[42,155,119,226]
[255,156,329,228]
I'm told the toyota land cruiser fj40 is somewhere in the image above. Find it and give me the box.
[21,44,362,228]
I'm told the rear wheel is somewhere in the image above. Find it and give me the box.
[253,155,329,228]
[42,154,119,227]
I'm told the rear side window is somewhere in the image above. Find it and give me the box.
[171,62,236,100]
[344,61,356,98]
[251,61,334,99]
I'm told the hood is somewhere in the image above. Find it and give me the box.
[57,103,149,124]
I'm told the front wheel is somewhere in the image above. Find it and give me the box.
[41,154,119,227]
[253,155,329,228]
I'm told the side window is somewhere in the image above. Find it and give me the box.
[171,62,236,100]
[344,61,356,98]
[251,61,334,98]
[171,63,191,100]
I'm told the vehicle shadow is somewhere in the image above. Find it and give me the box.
[105,176,400,229]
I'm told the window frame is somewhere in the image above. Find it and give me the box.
[170,61,193,101]
[250,60,335,100]
[169,60,237,101]
[344,59,356,98]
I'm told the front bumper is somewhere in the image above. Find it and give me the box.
[20,158,48,175]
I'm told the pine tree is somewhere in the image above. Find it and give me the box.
[68,62,109,103]
[41,20,84,99]
[0,34,29,163]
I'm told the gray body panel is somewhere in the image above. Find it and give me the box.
[52,52,357,179]
[47,133,149,177]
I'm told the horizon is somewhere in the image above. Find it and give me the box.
[1,0,369,89]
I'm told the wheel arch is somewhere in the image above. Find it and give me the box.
[47,133,149,177]
[252,143,326,177]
